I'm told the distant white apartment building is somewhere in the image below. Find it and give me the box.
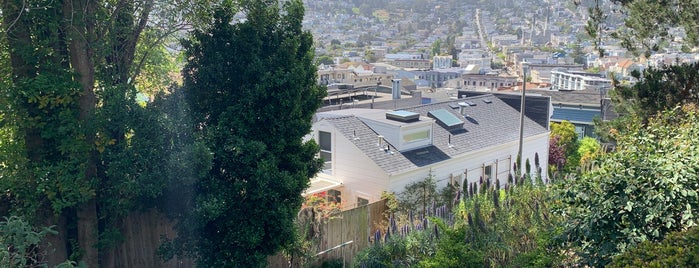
[433,55,453,69]
[550,69,611,91]
[527,64,584,83]
[458,49,490,69]
[384,53,424,60]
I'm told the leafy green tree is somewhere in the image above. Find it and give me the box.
[586,0,699,55]
[596,63,699,144]
[1,0,226,265]
[612,62,699,123]
[176,0,325,266]
[317,55,335,65]
[398,172,438,215]
[558,105,699,266]
[133,29,182,98]
[364,49,379,63]
[431,38,442,57]
[577,137,601,169]
[548,121,580,173]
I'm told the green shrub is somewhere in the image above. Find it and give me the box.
[609,227,699,268]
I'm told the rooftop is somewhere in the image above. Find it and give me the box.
[317,94,549,175]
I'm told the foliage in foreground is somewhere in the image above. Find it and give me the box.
[171,0,326,266]
[609,226,699,268]
[353,160,562,267]
[558,104,699,266]
[0,216,77,268]
[597,63,699,143]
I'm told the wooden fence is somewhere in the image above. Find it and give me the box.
[268,200,388,267]
[40,201,387,268]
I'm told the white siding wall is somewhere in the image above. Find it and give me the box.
[313,120,390,209]
[333,133,390,208]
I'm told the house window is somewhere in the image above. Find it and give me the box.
[319,131,332,172]
[575,125,584,139]
[357,197,369,207]
[484,164,493,180]
[402,130,430,143]
[327,189,341,204]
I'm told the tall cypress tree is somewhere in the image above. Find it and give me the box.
[179,0,325,266]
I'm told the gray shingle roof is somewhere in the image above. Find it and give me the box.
[458,91,551,129]
[320,94,550,175]
[531,88,604,106]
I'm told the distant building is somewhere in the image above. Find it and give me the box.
[463,73,518,91]
[388,59,432,69]
[464,87,620,140]
[607,59,644,79]
[534,88,617,139]
[550,69,611,91]
[415,69,463,88]
[458,49,490,69]
[384,53,425,60]
[490,34,520,46]
[527,64,584,83]
[433,55,453,69]
[318,63,393,88]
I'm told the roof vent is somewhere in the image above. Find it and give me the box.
[483,98,492,104]
[386,110,420,122]
[458,102,469,115]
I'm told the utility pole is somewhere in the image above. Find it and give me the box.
[517,62,529,175]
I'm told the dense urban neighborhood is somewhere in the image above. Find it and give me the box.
[1,0,699,267]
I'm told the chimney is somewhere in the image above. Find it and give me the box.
[391,79,401,99]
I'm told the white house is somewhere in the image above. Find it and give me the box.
[305,94,551,209]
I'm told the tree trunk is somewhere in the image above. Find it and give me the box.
[77,199,99,267]
[40,213,69,266]
[2,0,44,163]
[63,0,99,266]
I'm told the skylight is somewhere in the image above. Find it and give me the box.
[386,110,420,123]
[428,109,464,129]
